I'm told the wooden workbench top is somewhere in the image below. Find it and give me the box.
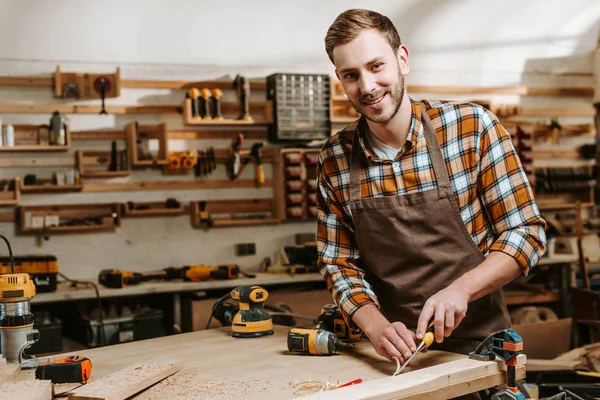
[31,273,324,304]
[16,325,524,399]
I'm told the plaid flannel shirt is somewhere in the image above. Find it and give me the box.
[316,98,547,325]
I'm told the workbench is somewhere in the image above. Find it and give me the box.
[31,273,325,331]
[15,325,525,400]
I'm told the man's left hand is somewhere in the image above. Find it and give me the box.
[416,286,470,344]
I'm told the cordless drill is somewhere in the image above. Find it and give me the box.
[163,264,239,281]
[315,304,363,342]
[287,328,353,356]
[208,286,274,338]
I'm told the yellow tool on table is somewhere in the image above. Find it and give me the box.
[207,286,274,338]
[395,321,435,375]
[315,304,363,342]
[98,269,165,289]
[164,264,243,281]
[99,264,251,288]
[287,328,353,356]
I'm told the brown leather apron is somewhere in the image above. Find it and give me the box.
[349,107,511,354]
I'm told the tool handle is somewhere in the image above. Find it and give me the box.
[422,321,435,348]
[256,165,265,185]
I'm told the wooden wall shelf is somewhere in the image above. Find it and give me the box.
[0,178,20,206]
[0,124,71,151]
[18,203,121,235]
[122,200,185,218]
[18,179,83,194]
[125,122,169,167]
[182,98,271,126]
[76,150,130,178]
[190,199,279,228]
[54,66,121,99]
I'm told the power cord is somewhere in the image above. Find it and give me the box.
[0,233,15,273]
[57,272,106,347]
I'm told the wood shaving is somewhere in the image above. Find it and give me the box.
[289,377,341,395]
[392,356,401,376]
[135,371,274,400]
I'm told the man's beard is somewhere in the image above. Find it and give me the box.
[349,73,405,124]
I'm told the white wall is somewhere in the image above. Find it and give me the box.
[0,0,598,279]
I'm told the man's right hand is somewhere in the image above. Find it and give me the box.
[353,305,417,363]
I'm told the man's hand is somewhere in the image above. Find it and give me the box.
[353,305,417,363]
[416,285,470,344]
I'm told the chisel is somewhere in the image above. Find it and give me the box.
[394,321,435,375]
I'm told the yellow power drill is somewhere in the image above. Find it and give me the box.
[287,328,353,356]
[315,304,363,342]
[208,286,274,338]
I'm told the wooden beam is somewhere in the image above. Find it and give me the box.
[81,179,273,192]
[69,357,182,400]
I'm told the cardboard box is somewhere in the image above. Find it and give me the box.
[513,318,572,359]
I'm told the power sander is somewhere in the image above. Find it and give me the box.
[0,234,41,368]
[207,286,274,338]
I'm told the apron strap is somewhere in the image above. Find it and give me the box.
[349,119,364,202]
[420,105,451,189]
[349,105,452,201]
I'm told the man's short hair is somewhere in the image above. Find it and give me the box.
[324,9,402,64]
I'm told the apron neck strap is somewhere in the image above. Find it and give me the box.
[349,105,451,201]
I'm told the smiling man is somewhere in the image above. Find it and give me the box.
[317,8,547,372]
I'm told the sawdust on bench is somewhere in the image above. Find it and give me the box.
[135,371,275,400]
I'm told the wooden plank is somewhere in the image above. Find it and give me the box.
[121,79,267,91]
[81,179,273,192]
[333,81,594,97]
[0,76,53,87]
[68,357,182,400]
[0,379,52,400]
[168,130,266,140]
[505,290,560,305]
[517,107,596,118]
[0,102,266,115]
[71,130,126,140]
[0,156,73,168]
[407,85,593,97]
[0,104,179,115]
[307,356,526,400]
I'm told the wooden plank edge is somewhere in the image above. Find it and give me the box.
[399,365,526,400]
[68,357,183,400]
[305,357,525,400]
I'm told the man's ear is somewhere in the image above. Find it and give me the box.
[334,69,340,82]
[397,45,410,75]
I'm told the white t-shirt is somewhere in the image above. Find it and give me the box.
[365,126,402,160]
